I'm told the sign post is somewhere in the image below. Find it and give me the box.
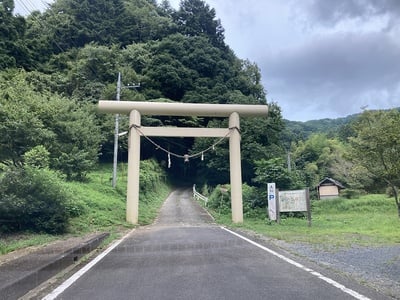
[267,183,277,221]
[278,188,311,227]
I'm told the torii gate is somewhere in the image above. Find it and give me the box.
[98,101,269,224]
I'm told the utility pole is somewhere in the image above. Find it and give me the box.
[112,73,140,188]
[112,73,122,188]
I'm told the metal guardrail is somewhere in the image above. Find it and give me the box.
[193,184,208,206]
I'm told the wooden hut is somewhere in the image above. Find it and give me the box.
[317,177,345,199]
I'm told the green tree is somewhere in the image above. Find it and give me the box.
[24,9,73,63]
[292,133,345,188]
[48,0,125,47]
[158,0,175,16]
[63,43,120,102]
[350,109,400,216]
[123,0,176,43]
[0,70,102,180]
[25,0,174,60]
[190,102,284,186]
[0,71,55,166]
[174,0,224,47]
[253,158,292,190]
[145,50,194,100]
[328,144,373,193]
[0,0,29,68]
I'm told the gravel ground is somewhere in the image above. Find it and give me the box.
[273,240,400,299]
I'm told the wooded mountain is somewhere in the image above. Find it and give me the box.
[1,0,283,185]
[283,107,400,145]
[282,114,358,145]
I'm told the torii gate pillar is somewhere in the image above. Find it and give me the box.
[127,109,141,224]
[229,112,243,223]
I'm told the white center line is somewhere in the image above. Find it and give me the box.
[42,230,134,300]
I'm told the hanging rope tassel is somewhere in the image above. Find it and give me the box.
[184,154,189,163]
[201,152,204,161]
[168,152,171,168]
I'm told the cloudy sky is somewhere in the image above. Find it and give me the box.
[15,0,400,121]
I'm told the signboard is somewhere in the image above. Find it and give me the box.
[267,183,277,221]
[278,189,307,212]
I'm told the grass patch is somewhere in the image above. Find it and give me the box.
[64,164,131,234]
[0,162,171,255]
[0,233,59,255]
[209,194,400,248]
[139,186,170,225]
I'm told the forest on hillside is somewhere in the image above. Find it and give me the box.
[1,0,399,233]
[1,0,285,184]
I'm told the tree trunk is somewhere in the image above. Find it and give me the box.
[390,185,400,218]
[385,180,400,218]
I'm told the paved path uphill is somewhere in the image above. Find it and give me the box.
[47,189,389,300]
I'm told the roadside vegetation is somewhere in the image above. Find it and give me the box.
[203,187,399,248]
[0,162,170,255]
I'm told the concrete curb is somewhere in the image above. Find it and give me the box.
[0,232,109,300]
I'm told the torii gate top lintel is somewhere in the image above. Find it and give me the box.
[98,100,268,117]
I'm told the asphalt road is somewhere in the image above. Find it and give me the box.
[45,189,388,300]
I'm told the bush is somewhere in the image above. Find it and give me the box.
[208,184,231,213]
[23,145,50,168]
[341,189,362,199]
[207,183,265,217]
[139,159,166,200]
[0,167,72,234]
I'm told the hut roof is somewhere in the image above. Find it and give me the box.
[318,177,345,189]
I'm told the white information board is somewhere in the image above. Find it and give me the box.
[267,183,277,220]
[278,189,307,212]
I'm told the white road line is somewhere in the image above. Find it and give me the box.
[42,230,134,300]
[221,227,371,300]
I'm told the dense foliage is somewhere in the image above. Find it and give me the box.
[207,184,264,218]
[0,69,102,180]
[282,114,358,147]
[0,166,72,234]
[350,109,400,216]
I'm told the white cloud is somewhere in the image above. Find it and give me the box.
[206,0,400,120]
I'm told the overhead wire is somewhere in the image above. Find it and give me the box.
[16,0,65,54]
[15,0,111,93]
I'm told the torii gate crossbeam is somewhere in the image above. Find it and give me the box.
[98,101,269,224]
